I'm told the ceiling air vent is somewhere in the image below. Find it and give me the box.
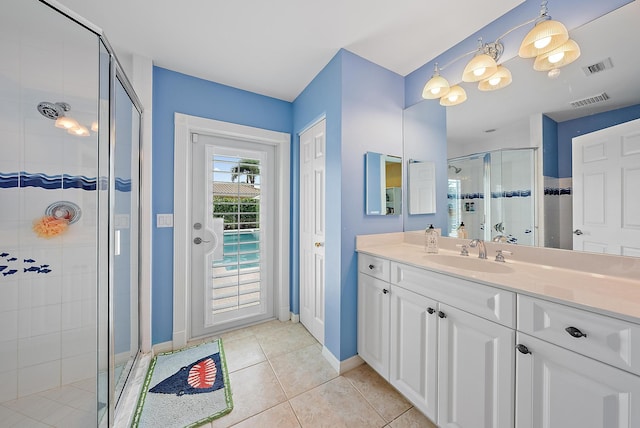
[582,58,614,76]
[569,92,610,108]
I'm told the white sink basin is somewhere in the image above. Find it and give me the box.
[426,254,514,274]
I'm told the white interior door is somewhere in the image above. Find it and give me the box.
[191,133,275,337]
[572,118,640,256]
[299,119,326,344]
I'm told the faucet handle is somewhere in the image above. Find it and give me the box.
[456,244,469,256]
[495,249,512,263]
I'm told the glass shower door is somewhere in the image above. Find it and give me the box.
[112,74,141,407]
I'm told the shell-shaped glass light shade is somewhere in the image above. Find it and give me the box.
[519,19,569,58]
[422,74,450,99]
[534,39,580,71]
[478,66,512,91]
[439,85,467,106]
[462,54,498,82]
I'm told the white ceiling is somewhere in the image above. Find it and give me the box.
[54,0,524,101]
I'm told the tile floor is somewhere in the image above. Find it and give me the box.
[189,319,437,428]
[0,377,97,427]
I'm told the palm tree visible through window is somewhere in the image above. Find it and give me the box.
[231,159,260,184]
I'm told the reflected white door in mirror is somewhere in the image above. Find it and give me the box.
[573,117,640,257]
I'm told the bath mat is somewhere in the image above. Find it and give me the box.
[132,339,233,428]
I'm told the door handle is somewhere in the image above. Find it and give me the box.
[193,237,210,244]
[573,229,583,235]
[314,242,324,247]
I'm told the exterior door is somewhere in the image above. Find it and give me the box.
[437,304,514,428]
[299,119,326,343]
[191,133,275,337]
[516,333,640,428]
[572,118,640,256]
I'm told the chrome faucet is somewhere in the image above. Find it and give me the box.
[469,239,487,259]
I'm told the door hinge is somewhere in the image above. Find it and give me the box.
[192,133,198,143]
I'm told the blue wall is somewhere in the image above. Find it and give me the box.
[542,115,559,178]
[556,104,640,178]
[291,50,404,361]
[151,67,292,344]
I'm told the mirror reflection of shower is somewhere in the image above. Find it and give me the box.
[447,149,536,245]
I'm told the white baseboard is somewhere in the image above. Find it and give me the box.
[321,346,364,374]
[152,340,174,354]
[290,312,300,323]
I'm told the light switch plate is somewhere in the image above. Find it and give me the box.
[157,213,174,228]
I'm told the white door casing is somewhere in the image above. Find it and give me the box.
[299,119,326,344]
[173,113,290,349]
[572,118,640,256]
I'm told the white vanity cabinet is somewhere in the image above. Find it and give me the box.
[388,261,515,427]
[357,254,391,378]
[515,295,640,428]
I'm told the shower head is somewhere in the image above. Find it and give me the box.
[448,165,462,174]
[37,101,70,120]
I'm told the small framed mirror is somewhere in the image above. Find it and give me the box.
[365,152,402,215]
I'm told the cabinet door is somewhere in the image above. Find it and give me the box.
[438,304,515,428]
[516,333,640,428]
[357,273,390,378]
[390,285,438,421]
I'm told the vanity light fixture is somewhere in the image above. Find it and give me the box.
[478,65,512,91]
[421,0,578,106]
[422,64,450,99]
[439,85,467,107]
[533,39,581,71]
[518,2,569,58]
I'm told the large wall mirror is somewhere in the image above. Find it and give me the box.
[365,152,402,215]
[403,1,640,257]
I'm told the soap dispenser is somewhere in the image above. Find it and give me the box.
[457,222,467,239]
[425,224,439,254]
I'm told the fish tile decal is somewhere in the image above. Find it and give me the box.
[0,252,52,278]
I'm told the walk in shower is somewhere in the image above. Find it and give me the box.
[0,1,141,426]
[447,148,536,246]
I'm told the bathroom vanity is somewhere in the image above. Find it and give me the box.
[356,232,640,428]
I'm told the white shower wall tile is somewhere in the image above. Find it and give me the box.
[0,99,21,134]
[62,271,97,303]
[18,332,61,368]
[0,279,19,312]
[0,370,18,402]
[19,275,62,309]
[20,45,63,94]
[0,339,18,373]
[61,352,95,385]
[61,299,96,331]
[18,304,61,339]
[22,133,66,174]
[61,327,95,358]
[18,360,60,397]
[0,310,18,342]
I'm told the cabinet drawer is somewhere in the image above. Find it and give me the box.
[391,262,515,328]
[518,295,640,376]
[358,253,390,282]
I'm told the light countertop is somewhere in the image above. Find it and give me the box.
[356,232,640,323]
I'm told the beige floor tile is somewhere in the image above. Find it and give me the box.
[257,323,318,359]
[210,361,287,428]
[220,327,254,343]
[270,343,338,398]
[230,402,301,428]
[222,335,266,373]
[249,319,292,337]
[343,364,412,422]
[289,377,386,428]
[389,407,437,428]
